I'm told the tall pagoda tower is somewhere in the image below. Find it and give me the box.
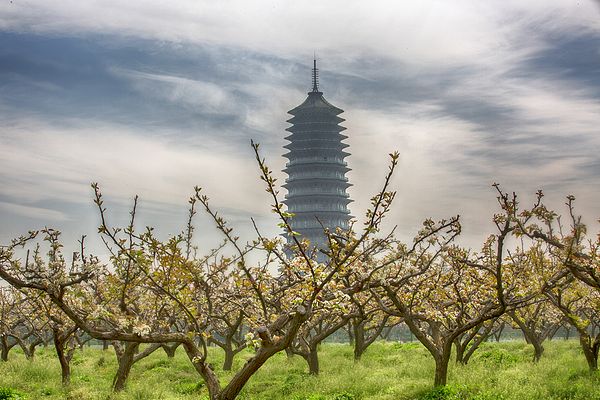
[283,60,352,255]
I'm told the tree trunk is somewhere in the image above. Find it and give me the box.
[1,336,9,362]
[113,342,139,391]
[454,340,465,365]
[353,322,365,361]
[347,323,355,346]
[306,347,319,375]
[353,343,365,361]
[284,347,294,358]
[223,347,235,371]
[21,345,33,361]
[434,348,451,386]
[53,331,71,386]
[510,313,545,363]
[493,323,505,342]
[532,339,544,363]
[216,345,281,400]
[461,325,494,365]
[27,338,43,361]
[580,335,599,372]
[462,349,474,365]
[102,340,109,351]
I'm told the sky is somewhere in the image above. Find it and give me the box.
[1,1,599,258]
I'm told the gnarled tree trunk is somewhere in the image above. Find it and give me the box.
[353,321,365,361]
[434,345,452,387]
[580,333,599,372]
[306,347,319,375]
[223,346,235,371]
[53,328,73,386]
[454,339,465,365]
[27,337,43,361]
[0,336,9,362]
[112,342,139,391]
[112,341,163,391]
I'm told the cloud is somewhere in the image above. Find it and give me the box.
[0,201,67,222]
[111,68,238,116]
[0,117,283,226]
[1,1,598,70]
[1,1,600,251]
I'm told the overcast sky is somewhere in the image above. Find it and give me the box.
[1,1,599,257]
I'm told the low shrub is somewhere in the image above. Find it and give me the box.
[332,392,355,400]
[0,388,24,400]
[391,342,422,351]
[473,348,518,366]
[419,384,472,400]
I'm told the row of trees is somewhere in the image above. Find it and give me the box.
[0,145,598,399]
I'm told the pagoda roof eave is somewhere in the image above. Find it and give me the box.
[285,133,348,141]
[280,210,352,216]
[287,92,344,115]
[281,178,353,190]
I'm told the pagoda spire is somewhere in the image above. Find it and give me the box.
[311,57,319,92]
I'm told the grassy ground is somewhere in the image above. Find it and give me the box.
[0,340,598,400]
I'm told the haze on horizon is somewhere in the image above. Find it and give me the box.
[1,1,599,257]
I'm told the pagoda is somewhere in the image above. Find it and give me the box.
[282,60,352,255]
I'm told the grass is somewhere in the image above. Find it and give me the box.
[0,340,598,399]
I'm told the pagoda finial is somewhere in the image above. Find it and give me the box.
[311,56,319,92]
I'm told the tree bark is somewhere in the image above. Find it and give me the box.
[1,336,9,362]
[493,322,505,342]
[53,330,71,386]
[353,322,365,361]
[510,312,546,363]
[284,347,294,358]
[460,323,494,365]
[580,334,599,372]
[215,309,309,400]
[353,342,365,361]
[532,339,544,363]
[434,348,451,387]
[223,347,235,371]
[112,342,139,391]
[454,339,465,365]
[306,347,319,375]
[347,323,354,346]
[27,338,43,361]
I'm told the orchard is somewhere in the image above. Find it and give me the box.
[0,147,598,400]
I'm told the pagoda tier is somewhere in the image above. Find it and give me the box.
[283,61,352,254]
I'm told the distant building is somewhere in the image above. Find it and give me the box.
[283,60,352,257]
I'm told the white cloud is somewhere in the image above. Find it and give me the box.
[0,201,67,222]
[2,1,598,71]
[111,68,238,115]
[1,0,600,251]
[0,118,269,215]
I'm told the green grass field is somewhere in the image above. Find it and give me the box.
[0,340,598,400]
